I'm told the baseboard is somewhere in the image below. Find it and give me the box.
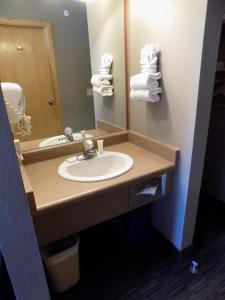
[149,226,193,264]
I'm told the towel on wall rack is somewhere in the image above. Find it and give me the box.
[93,86,113,96]
[130,73,160,90]
[91,53,113,96]
[130,44,162,102]
[130,88,162,102]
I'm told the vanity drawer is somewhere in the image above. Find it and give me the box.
[128,173,167,209]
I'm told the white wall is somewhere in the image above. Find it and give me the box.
[128,0,225,250]
[86,0,126,128]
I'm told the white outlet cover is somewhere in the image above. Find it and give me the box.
[87,88,93,96]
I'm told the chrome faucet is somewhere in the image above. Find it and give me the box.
[77,131,97,161]
[64,127,74,142]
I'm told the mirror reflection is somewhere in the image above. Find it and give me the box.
[0,0,126,151]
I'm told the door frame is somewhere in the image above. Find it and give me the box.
[0,18,64,134]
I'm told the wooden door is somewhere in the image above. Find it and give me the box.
[0,19,63,141]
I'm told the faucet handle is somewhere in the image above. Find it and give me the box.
[80,130,86,139]
[64,127,74,142]
[64,127,73,136]
[84,139,94,151]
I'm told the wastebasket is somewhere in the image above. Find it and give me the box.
[42,234,80,293]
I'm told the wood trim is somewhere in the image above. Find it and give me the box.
[45,23,64,134]
[128,130,179,164]
[0,18,64,134]
[124,0,130,129]
[0,18,49,28]
[97,118,126,133]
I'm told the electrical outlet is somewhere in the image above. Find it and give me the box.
[87,88,93,96]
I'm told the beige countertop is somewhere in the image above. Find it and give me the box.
[24,142,174,214]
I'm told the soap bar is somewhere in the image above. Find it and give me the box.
[66,156,77,163]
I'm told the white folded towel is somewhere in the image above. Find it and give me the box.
[100,53,113,69]
[140,44,160,65]
[140,57,158,66]
[143,72,162,80]
[141,65,157,73]
[91,74,112,81]
[130,73,159,90]
[98,67,111,75]
[91,74,112,86]
[91,77,111,87]
[130,88,162,102]
[93,86,113,96]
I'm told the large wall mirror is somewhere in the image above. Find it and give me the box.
[0,0,127,151]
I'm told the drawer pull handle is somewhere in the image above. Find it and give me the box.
[137,186,158,197]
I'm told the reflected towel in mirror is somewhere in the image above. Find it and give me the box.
[93,86,113,96]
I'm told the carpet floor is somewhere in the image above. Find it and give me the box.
[52,196,225,300]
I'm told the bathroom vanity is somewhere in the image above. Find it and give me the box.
[21,131,178,247]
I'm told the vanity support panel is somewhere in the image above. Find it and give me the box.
[34,171,173,247]
[34,186,128,247]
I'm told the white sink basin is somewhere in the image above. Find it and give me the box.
[58,151,134,182]
[39,133,93,148]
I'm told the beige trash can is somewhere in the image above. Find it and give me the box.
[42,234,80,293]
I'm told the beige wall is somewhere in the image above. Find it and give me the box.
[86,0,126,128]
[128,0,225,250]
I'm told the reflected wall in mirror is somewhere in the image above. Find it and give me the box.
[0,0,127,151]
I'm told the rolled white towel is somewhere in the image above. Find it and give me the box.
[141,65,157,73]
[140,57,158,66]
[140,44,160,65]
[93,86,113,96]
[98,67,111,75]
[130,73,159,90]
[141,72,161,80]
[91,74,112,86]
[100,53,113,69]
[130,88,162,102]
[91,77,111,87]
